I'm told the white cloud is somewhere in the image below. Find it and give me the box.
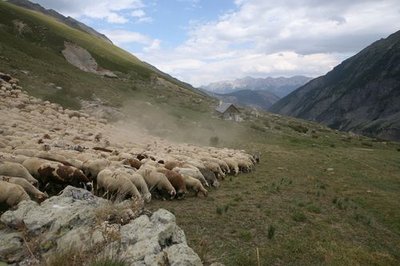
[32,0,149,24]
[138,0,400,86]
[101,29,153,45]
[131,9,153,23]
[101,29,160,53]
[143,39,161,52]
[32,0,400,86]
[131,9,145,18]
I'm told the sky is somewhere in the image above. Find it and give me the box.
[31,0,400,87]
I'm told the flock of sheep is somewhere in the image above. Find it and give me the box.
[0,73,258,210]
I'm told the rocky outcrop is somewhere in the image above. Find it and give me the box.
[270,30,400,141]
[0,186,202,265]
[62,42,117,78]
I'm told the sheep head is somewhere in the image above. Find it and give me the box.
[169,188,176,199]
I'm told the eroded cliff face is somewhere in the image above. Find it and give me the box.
[270,30,400,141]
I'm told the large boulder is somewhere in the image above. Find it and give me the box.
[0,187,203,265]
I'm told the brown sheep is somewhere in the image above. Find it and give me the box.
[122,158,142,170]
[0,180,31,209]
[23,158,90,187]
[164,160,183,171]
[37,162,90,186]
[22,157,51,177]
[1,176,47,202]
[157,168,187,199]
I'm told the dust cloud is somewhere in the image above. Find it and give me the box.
[106,98,248,148]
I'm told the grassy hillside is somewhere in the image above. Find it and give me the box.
[0,1,209,110]
[150,114,400,265]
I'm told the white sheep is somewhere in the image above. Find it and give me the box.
[82,158,110,178]
[137,166,176,199]
[0,176,47,202]
[97,169,142,201]
[172,167,209,187]
[0,180,31,208]
[0,161,38,186]
[182,175,208,197]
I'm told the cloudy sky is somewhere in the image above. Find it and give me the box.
[32,0,400,87]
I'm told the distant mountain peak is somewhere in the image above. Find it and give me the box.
[201,75,311,97]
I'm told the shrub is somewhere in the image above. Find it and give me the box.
[209,136,219,146]
[288,123,308,134]
[46,247,86,266]
[239,230,252,241]
[230,251,257,266]
[292,211,307,222]
[250,123,266,132]
[306,204,321,214]
[216,204,229,215]
[267,225,275,239]
[361,142,373,147]
[216,206,224,215]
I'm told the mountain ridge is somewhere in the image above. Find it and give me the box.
[202,75,311,97]
[211,89,280,110]
[270,30,400,141]
[6,0,113,44]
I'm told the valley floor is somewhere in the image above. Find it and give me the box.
[150,130,400,265]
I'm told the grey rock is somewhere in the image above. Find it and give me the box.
[121,215,151,245]
[0,187,202,265]
[56,226,104,253]
[165,243,202,266]
[122,238,161,263]
[1,186,105,235]
[151,209,176,224]
[0,200,38,228]
[144,252,168,266]
[0,231,25,262]
[158,223,187,247]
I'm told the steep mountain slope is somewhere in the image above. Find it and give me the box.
[0,1,210,111]
[214,89,280,110]
[270,30,400,141]
[6,0,113,44]
[202,76,311,97]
